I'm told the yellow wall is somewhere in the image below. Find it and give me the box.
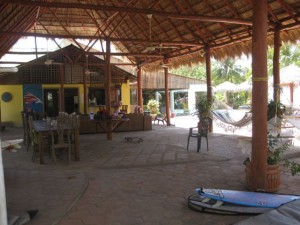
[42,84,84,113]
[0,85,23,127]
[121,80,131,112]
[0,83,130,127]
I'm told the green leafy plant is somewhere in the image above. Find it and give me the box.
[196,95,212,120]
[267,133,291,165]
[267,100,286,121]
[268,133,300,176]
[147,99,160,114]
[244,133,300,176]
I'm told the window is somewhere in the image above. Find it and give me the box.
[89,88,105,106]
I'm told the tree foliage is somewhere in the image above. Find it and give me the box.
[267,42,300,76]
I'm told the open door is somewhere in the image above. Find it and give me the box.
[44,89,59,117]
[64,88,79,114]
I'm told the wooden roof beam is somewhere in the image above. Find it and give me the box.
[160,1,193,43]
[0,61,136,66]
[46,7,84,52]
[0,31,203,47]
[4,0,253,26]
[178,0,214,44]
[2,51,164,58]
[277,0,299,23]
[225,0,251,35]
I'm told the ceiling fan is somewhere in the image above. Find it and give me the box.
[45,59,62,66]
[142,15,178,53]
[84,55,99,76]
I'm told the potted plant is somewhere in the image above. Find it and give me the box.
[147,99,160,120]
[195,95,212,121]
[243,100,299,192]
[244,133,300,192]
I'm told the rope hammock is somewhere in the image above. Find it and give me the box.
[211,110,252,132]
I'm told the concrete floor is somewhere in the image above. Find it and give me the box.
[2,117,300,225]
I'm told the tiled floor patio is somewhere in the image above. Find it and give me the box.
[2,116,300,225]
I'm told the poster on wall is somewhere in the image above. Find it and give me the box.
[23,84,43,113]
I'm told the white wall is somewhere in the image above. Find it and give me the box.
[188,84,207,112]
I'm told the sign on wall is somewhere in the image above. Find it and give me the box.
[23,84,43,113]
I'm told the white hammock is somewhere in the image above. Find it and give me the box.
[211,110,252,132]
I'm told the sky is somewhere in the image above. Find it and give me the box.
[0,37,118,68]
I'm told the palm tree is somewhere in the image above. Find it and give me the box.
[267,42,300,76]
[212,58,247,85]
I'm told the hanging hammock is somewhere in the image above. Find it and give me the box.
[211,110,252,132]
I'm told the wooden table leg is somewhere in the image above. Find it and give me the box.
[38,133,44,164]
[74,129,80,161]
[107,121,112,140]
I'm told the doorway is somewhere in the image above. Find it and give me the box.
[64,88,79,114]
[44,89,59,117]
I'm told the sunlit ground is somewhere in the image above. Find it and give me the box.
[170,114,300,151]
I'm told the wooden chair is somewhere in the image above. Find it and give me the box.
[21,112,30,149]
[120,105,128,114]
[50,122,72,163]
[187,117,212,152]
[154,114,167,125]
[69,114,80,158]
[28,116,39,162]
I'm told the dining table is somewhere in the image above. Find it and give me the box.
[33,120,80,164]
[95,118,129,140]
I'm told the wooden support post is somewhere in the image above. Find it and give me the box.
[250,0,268,191]
[83,66,87,114]
[205,46,213,132]
[290,83,294,105]
[273,28,281,103]
[164,58,171,126]
[59,64,65,112]
[137,65,143,110]
[0,100,8,225]
[105,39,112,140]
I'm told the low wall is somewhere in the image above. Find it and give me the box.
[79,114,152,134]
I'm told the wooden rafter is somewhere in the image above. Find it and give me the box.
[1,0,300,69]
[2,0,253,26]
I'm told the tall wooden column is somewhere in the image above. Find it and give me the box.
[105,39,112,140]
[205,47,213,103]
[164,58,171,126]
[137,65,143,110]
[83,56,88,114]
[0,101,8,225]
[273,28,281,103]
[250,0,268,191]
[205,46,213,131]
[59,65,65,112]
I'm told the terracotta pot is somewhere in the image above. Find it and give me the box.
[245,162,280,193]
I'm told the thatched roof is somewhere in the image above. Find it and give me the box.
[0,1,300,71]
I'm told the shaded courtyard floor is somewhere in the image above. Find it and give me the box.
[2,117,300,225]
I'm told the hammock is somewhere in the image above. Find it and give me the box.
[211,110,252,132]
